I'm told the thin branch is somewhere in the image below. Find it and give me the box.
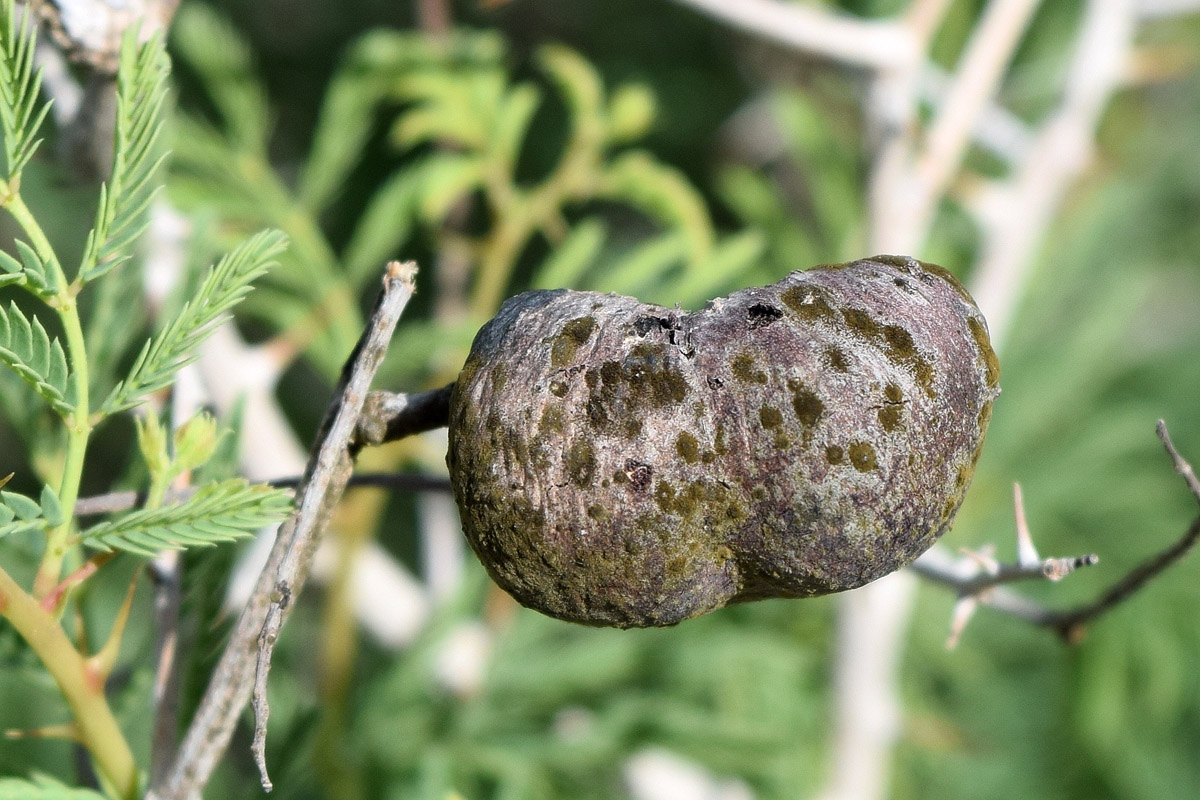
[149,261,418,800]
[965,0,1137,348]
[416,0,452,37]
[664,0,918,71]
[890,0,1044,253]
[1036,420,1200,640]
[913,421,1200,644]
[352,385,454,450]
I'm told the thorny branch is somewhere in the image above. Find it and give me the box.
[148,262,418,800]
[912,421,1200,645]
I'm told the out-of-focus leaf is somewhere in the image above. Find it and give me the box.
[531,220,607,290]
[600,151,713,263]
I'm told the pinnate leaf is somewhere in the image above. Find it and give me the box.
[101,229,286,414]
[0,0,51,179]
[0,302,73,415]
[81,479,292,556]
[78,27,169,283]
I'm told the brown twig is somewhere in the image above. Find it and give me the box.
[912,421,1200,645]
[148,261,418,800]
[148,550,183,787]
[1036,420,1200,641]
[352,385,454,451]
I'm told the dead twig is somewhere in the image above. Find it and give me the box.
[352,385,455,451]
[148,261,418,800]
[912,420,1200,645]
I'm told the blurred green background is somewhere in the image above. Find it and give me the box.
[2,1,1200,799]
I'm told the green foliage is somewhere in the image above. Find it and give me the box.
[0,240,56,297]
[0,301,72,415]
[0,774,106,800]
[0,485,60,539]
[0,4,291,793]
[101,228,287,414]
[79,479,291,556]
[0,0,48,182]
[78,28,170,284]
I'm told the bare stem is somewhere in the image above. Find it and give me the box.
[913,421,1200,644]
[149,261,419,800]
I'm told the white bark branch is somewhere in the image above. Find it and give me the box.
[665,0,918,71]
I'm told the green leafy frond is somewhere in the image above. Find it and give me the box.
[78,28,170,284]
[170,4,269,153]
[600,151,714,262]
[299,29,505,210]
[0,774,108,800]
[0,0,51,181]
[0,484,61,540]
[101,229,287,414]
[80,479,292,557]
[531,220,607,291]
[0,239,56,296]
[537,45,604,129]
[391,71,503,150]
[0,301,73,415]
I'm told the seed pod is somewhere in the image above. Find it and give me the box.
[447,255,999,628]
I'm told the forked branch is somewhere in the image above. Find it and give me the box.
[912,420,1200,645]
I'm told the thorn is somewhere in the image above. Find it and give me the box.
[5,722,80,741]
[947,596,978,649]
[0,472,13,490]
[959,544,999,575]
[86,566,141,683]
[1013,483,1040,566]
[39,551,117,614]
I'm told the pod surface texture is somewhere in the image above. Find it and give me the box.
[448,256,1000,627]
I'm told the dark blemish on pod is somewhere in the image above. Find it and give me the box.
[759,406,783,429]
[539,405,564,434]
[848,442,878,472]
[781,285,837,322]
[788,379,824,428]
[676,432,701,463]
[825,347,849,372]
[731,352,768,384]
[747,303,783,329]
[878,405,904,432]
[968,316,1000,391]
[549,316,597,367]
[565,440,596,487]
[916,260,978,306]
[826,445,845,465]
[549,380,568,397]
[955,464,971,489]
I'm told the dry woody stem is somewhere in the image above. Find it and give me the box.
[148,261,418,800]
[912,420,1200,644]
